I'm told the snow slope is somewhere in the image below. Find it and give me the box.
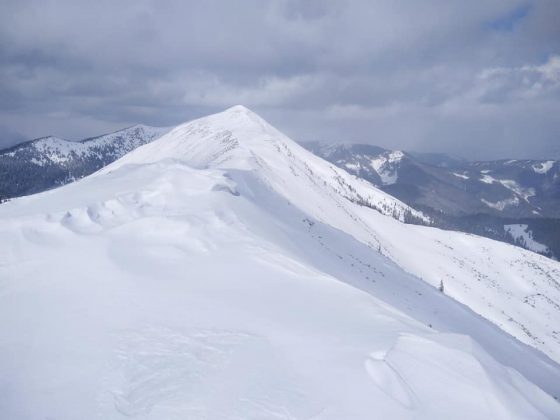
[505,224,550,254]
[1,106,559,419]
[105,105,560,364]
[369,150,404,185]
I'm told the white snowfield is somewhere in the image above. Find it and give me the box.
[1,106,559,419]
[505,224,550,254]
[533,160,555,174]
[369,150,404,185]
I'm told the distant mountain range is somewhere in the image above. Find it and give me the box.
[0,124,170,201]
[304,142,560,259]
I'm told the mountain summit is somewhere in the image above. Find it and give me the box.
[104,105,427,228]
[1,107,560,419]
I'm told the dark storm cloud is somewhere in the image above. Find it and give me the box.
[0,0,559,159]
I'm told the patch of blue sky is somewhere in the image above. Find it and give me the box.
[486,3,531,31]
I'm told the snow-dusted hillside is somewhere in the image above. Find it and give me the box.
[0,124,170,200]
[4,124,170,165]
[305,142,560,219]
[304,141,560,259]
[1,106,559,419]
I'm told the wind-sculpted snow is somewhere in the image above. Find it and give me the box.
[1,106,560,419]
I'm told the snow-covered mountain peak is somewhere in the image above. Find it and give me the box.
[223,103,256,115]
[108,106,280,170]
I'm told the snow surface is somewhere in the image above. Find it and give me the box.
[1,105,560,419]
[344,162,360,171]
[481,196,520,210]
[453,172,469,179]
[478,172,537,211]
[499,179,535,202]
[369,150,403,185]
[505,224,549,254]
[480,174,495,184]
[479,174,535,203]
[533,161,555,174]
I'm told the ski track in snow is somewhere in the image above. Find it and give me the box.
[1,106,560,419]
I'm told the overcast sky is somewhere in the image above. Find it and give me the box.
[1,0,559,159]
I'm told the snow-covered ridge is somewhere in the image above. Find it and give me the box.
[105,105,426,224]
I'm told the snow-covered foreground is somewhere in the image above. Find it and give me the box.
[1,106,559,419]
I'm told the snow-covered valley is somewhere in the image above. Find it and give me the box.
[1,106,559,419]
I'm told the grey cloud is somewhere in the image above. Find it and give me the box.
[476,56,560,103]
[0,0,559,158]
